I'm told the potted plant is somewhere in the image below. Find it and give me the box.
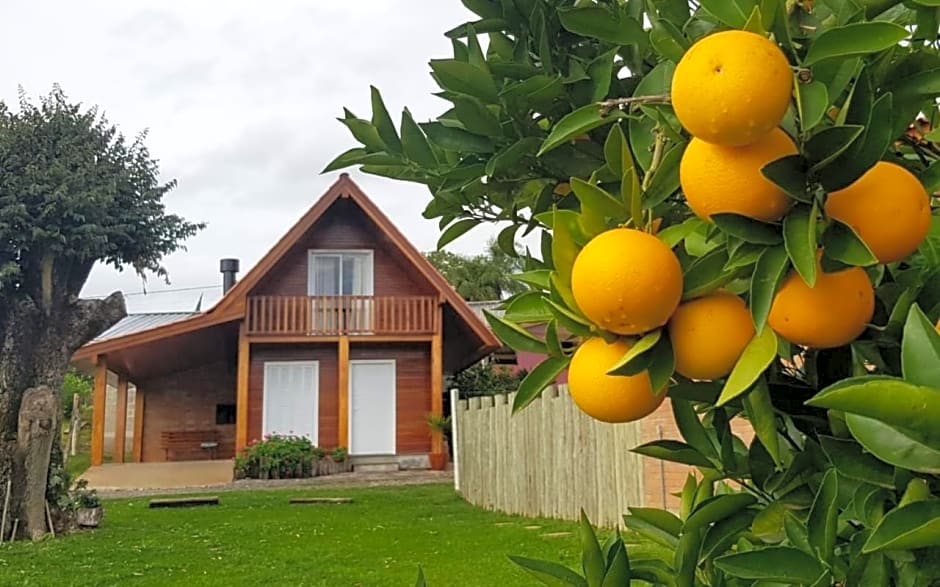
[426,414,451,470]
[72,479,103,528]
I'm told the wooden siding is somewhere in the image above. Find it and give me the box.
[249,344,339,448]
[248,342,432,454]
[137,361,237,462]
[351,343,432,454]
[246,295,438,336]
[251,200,436,298]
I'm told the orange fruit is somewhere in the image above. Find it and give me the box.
[668,292,755,380]
[568,337,666,423]
[671,30,793,146]
[768,264,874,348]
[680,128,798,222]
[825,162,932,264]
[571,228,683,335]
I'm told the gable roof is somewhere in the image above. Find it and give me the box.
[74,173,499,362]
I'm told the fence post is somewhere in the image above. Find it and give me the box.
[450,388,460,492]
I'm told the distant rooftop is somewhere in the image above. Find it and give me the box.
[467,300,503,321]
[93,312,198,341]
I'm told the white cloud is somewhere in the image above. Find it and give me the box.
[0,1,520,312]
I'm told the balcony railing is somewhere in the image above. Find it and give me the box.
[246,295,439,336]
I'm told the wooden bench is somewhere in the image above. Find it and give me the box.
[160,430,220,460]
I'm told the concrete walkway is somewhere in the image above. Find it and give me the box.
[79,460,453,499]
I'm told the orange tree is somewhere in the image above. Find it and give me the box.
[329,0,940,584]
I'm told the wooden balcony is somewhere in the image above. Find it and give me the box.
[246,296,439,337]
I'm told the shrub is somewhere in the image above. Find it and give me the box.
[71,479,100,509]
[452,362,526,398]
[234,434,324,480]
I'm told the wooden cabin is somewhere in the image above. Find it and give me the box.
[71,174,500,469]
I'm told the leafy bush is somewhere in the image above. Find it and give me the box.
[71,479,100,509]
[62,368,92,420]
[452,362,526,397]
[234,435,325,480]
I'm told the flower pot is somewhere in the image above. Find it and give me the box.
[76,506,103,528]
[429,452,447,471]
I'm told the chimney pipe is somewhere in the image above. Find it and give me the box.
[220,258,240,294]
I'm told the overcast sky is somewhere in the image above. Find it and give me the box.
[0,1,507,313]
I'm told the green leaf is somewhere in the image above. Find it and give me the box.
[647,336,676,393]
[684,494,757,534]
[483,310,546,354]
[623,512,680,549]
[558,6,646,45]
[552,210,581,286]
[821,92,894,192]
[545,299,593,338]
[339,110,386,151]
[421,123,495,153]
[370,86,402,154]
[438,218,480,249]
[429,59,499,102]
[608,330,662,376]
[702,511,755,559]
[742,5,766,33]
[761,155,811,203]
[632,440,714,468]
[717,328,779,406]
[629,62,675,171]
[674,528,701,587]
[699,0,749,27]
[513,270,551,290]
[752,501,787,543]
[545,321,563,358]
[818,435,895,488]
[821,220,878,266]
[921,159,940,194]
[486,137,541,176]
[679,473,697,520]
[672,398,719,462]
[711,214,783,246]
[400,109,438,168]
[796,81,829,132]
[783,204,818,287]
[901,304,940,388]
[658,217,706,248]
[600,537,630,587]
[784,512,813,554]
[603,123,631,178]
[806,375,940,448]
[579,510,605,587]
[807,469,838,564]
[683,247,734,300]
[714,546,827,583]
[650,19,689,63]
[503,292,553,323]
[643,143,686,209]
[845,414,940,475]
[512,357,570,414]
[508,556,588,587]
[570,178,626,220]
[742,379,782,466]
[415,567,427,587]
[539,104,627,156]
[749,245,790,334]
[805,125,864,171]
[322,147,371,173]
[588,48,619,102]
[863,501,940,553]
[452,95,503,136]
[627,507,683,537]
[804,22,910,66]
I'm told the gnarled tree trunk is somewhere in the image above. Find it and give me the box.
[0,292,124,541]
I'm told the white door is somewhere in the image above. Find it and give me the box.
[263,361,319,442]
[349,360,396,455]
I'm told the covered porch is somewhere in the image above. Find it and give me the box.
[79,460,234,491]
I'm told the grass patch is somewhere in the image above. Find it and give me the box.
[0,484,584,586]
[63,406,92,481]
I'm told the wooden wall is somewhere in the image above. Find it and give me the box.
[252,199,435,298]
[248,341,432,454]
[138,361,237,462]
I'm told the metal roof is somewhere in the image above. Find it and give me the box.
[93,313,199,341]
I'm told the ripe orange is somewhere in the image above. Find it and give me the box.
[568,337,666,423]
[768,265,874,348]
[571,228,683,335]
[671,30,793,146]
[680,128,798,222]
[668,292,755,380]
[825,162,932,264]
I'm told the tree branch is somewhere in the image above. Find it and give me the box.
[598,94,671,116]
[66,293,126,354]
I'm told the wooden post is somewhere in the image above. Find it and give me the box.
[431,332,444,455]
[68,393,81,457]
[90,358,107,467]
[337,335,350,448]
[236,324,250,452]
[132,388,145,462]
[113,376,129,463]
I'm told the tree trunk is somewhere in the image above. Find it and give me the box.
[0,293,124,541]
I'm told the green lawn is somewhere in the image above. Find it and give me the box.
[0,484,585,586]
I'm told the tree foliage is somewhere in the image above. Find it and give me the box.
[426,239,525,301]
[341,0,940,583]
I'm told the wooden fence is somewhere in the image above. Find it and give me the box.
[453,385,645,528]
